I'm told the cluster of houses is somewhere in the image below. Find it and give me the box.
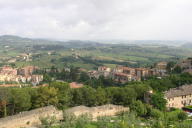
[143,58,192,109]
[87,58,192,110]
[88,62,168,83]
[88,58,192,84]
[0,66,43,85]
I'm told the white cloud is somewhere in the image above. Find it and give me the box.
[0,0,191,40]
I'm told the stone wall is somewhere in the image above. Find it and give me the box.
[0,106,63,128]
[65,104,129,119]
[0,104,129,128]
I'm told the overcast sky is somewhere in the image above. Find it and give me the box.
[0,0,192,40]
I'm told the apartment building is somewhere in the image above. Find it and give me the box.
[165,85,192,108]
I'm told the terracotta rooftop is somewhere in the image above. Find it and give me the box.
[69,82,84,89]
[114,72,130,77]
[156,62,167,66]
[165,84,192,99]
[122,67,134,71]
[135,68,149,71]
[0,84,21,87]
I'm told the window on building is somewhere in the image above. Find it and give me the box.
[182,95,187,99]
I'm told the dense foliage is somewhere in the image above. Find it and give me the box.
[0,69,192,127]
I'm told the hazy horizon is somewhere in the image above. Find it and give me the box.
[0,0,192,41]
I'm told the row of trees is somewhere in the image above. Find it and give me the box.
[145,72,192,92]
[0,81,164,118]
[1,71,190,117]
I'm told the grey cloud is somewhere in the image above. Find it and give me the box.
[0,0,192,40]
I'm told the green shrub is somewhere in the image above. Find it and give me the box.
[129,100,147,117]
[178,111,187,121]
[150,109,163,119]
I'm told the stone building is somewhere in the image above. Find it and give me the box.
[112,66,151,83]
[98,66,111,72]
[0,66,17,76]
[113,72,133,83]
[135,68,150,80]
[98,66,112,78]
[153,61,168,76]
[177,58,192,74]
[0,65,43,85]
[17,66,39,76]
[164,84,192,108]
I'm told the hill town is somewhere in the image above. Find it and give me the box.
[0,55,192,128]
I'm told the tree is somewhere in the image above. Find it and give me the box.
[71,88,84,106]
[95,87,108,105]
[109,87,137,106]
[10,88,31,114]
[173,65,182,74]
[130,100,147,116]
[0,88,10,117]
[151,93,167,111]
[129,83,151,101]
[43,74,52,83]
[70,66,80,81]
[150,108,163,119]
[34,87,59,108]
[166,61,175,73]
[50,82,71,109]
[81,87,97,106]
[79,72,90,83]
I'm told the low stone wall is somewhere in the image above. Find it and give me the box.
[65,104,129,119]
[0,104,129,128]
[0,106,63,128]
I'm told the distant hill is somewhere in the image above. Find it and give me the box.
[0,35,58,45]
[0,35,104,48]
[181,43,192,48]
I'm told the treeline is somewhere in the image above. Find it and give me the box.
[60,56,146,69]
[145,73,192,92]
[33,45,66,51]
[0,81,156,118]
[1,71,192,121]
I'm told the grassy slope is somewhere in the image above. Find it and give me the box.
[2,44,192,70]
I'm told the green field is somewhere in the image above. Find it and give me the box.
[1,35,192,70]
